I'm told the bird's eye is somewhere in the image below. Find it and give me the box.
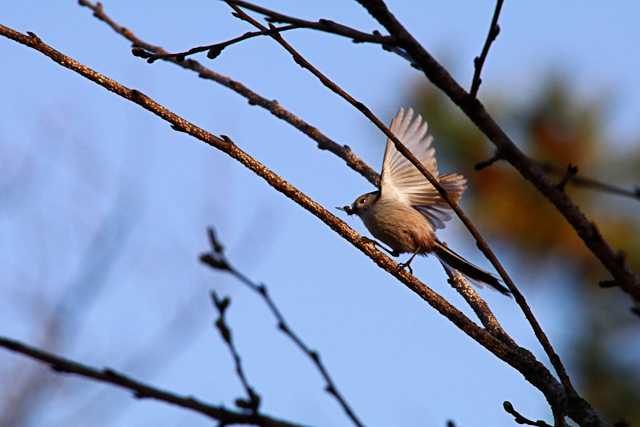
[359,199,365,204]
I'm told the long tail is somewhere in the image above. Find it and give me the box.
[433,240,511,296]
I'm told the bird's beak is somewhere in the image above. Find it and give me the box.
[336,205,355,216]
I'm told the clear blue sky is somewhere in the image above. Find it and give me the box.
[1,2,639,426]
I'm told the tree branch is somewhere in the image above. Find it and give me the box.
[224,1,576,414]
[223,0,397,47]
[77,0,380,188]
[0,336,307,427]
[132,24,299,63]
[443,265,514,345]
[470,0,505,97]
[224,0,415,63]
[503,401,553,427]
[475,152,640,202]
[0,23,594,425]
[201,227,365,427]
[539,162,640,202]
[353,0,640,312]
[210,290,262,414]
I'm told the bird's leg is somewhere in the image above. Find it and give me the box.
[397,250,420,275]
[359,236,399,257]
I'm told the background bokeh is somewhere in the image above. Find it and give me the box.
[1,2,639,426]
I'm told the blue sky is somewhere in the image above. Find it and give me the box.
[1,2,639,426]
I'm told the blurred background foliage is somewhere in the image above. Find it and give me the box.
[412,74,640,425]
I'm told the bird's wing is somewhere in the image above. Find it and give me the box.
[380,107,466,229]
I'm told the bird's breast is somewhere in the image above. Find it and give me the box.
[360,198,435,254]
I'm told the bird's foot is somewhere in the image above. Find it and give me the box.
[396,260,414,275]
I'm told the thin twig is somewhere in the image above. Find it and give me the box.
[132,24,298,63]
[470,0,505,97]
[210,291,262,413]
[503,401,553,427]
[201,228,365,427]
[474,150,504,171]
[0,23,577,424]
[539,162,640,201]
[77,0,380,187]
[354,0,640,315]
[555,164,579,192]
[226,1,575,413]
[0,336,306,427]
[476,153,640,202]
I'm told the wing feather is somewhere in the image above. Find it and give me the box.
[380,107,467,229]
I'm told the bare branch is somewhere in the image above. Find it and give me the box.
[225,1,575,414]
[210,291,262,413]
[224,0,396,47]
[476,153,640,202]
[0,336,307,427]
[470,0,505,97]
[132,24,299,63]
[555,164,579,192]
[77,0,380,187]
[539,162,640,201]
[353,0,640,312]
[503,401,553,427]
[443,265,514,346]
[201,227,365,427]
[224,0,414,64]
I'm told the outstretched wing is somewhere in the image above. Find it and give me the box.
[380,107,466,229]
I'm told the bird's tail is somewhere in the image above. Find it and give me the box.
[433,240,511,296]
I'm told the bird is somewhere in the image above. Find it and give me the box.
[338,107,510,295]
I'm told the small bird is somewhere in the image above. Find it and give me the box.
[339,107,510,295]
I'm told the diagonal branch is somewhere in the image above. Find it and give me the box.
[201,228,365,427]
[353,0,640,312]
[225,1,576,412]
[77,0,380,187]
[442,265,514,345]
[470,0,505,97]
[0,24,571,421]
[0,336,307,427]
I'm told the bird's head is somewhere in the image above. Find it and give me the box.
[337,191,379,216]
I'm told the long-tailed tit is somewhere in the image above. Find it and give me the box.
[339,107,509,295]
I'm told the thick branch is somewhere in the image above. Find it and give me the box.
[77,0,379,188]
[353,0,640,312]
[201,228,365,427]
[226,1,575,412]
[0,24,569,416]
[0,336,306,427]
[470,0,505,97]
